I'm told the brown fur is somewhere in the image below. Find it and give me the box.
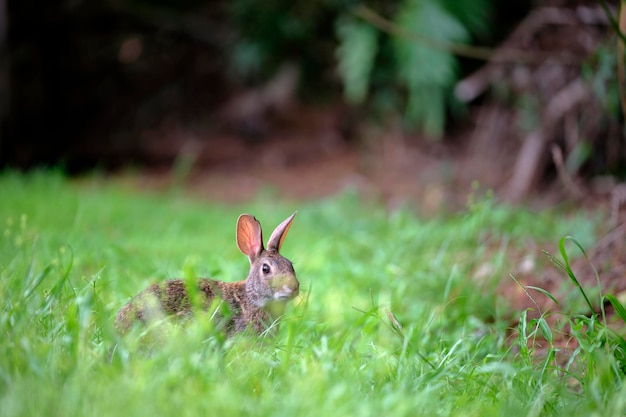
[114,212,298,336]
[114,279,273,334]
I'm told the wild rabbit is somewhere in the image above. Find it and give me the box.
[115,212,299,335]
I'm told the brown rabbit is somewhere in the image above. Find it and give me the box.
[115,212,299,335]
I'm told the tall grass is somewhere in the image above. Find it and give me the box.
[0,171,624,416]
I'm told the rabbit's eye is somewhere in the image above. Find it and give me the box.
[262,264,271,274]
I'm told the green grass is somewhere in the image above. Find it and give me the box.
[1,171,624,416]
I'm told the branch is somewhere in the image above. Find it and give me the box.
[455,6,591,102]
[504,78,591,202]
[353,5,583,65]
[551,144,584,200]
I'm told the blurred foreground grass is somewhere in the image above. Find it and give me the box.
[1,171,624,417]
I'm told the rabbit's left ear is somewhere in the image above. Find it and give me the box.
[267,211,297,252]
[237,214,264,261]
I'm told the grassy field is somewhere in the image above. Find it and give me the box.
[1,171,624,417]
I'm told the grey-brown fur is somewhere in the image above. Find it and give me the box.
[115,212,299,336]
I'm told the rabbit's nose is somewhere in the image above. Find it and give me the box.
[289,283,299,296]
[283,285,298,296]
[275,283,298,300]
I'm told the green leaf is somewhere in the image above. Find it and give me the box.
[537,317,553,343]
[336,17,379,104]
[441,0,492,39]
[393,0,467,86]
[392,0,468,137]
[406,85,445,137]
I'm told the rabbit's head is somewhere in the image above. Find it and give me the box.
[237,212,299,308]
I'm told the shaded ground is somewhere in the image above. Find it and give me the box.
[120,100,618,215]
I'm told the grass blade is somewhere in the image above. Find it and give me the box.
[510,274,541,313]
[604,294,626,324]
[537,317,553,344]
[558,236,594,312]
[526,286,560,306]
[23,265,51,299]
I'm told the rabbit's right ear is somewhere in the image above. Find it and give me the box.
[267,211,297,252]
[237,214,264,261]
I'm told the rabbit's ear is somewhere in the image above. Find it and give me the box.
[267,211,297,252]
[237,214,264,260]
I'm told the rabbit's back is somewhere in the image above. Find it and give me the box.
[114,278,246,333]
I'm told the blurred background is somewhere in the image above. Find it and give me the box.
[0,0,623,212]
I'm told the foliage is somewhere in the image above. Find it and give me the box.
[336,16,379,104]
[1,171,625,417]
[226,0,336,81]
[227,0,494,137]
[391,0,469,136]
[339,0,492,137]
[515,236,626,407]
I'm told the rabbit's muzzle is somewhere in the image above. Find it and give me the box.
[271,274,299,301]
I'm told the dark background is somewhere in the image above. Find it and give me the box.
[0,0,622,206]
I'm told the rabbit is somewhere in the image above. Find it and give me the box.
[114,212,299,336]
